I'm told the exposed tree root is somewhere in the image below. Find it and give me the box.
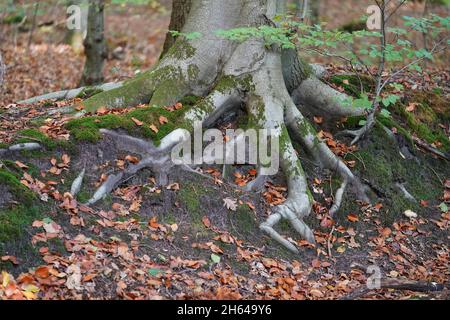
[18,82,123,105]
[0,142,42,156]
[342,279,450,300]
[337,111,376,145]
[70,168,85,197]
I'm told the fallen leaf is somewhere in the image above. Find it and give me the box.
[202,216,211,228]
[149,124,159,133]
[404,209,418,218]
[159,116,168,125]
[131,117,144,126]
[347,213,359,222]
[223,197,238,211]
[15,161,28,169]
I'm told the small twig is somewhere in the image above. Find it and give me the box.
[413,136,450,162]
[327,226,335,258]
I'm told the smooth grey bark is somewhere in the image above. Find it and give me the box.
[80,0,107,86]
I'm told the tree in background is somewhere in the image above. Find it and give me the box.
[0,51,5,88]
[162,0,192,56]
[65,0,89,54]
[79,0,106,86]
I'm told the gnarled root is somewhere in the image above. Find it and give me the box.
[337,111,376,145]
[285,101,370,215]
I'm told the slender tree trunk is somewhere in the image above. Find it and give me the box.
[80,0,107,86]
[0,51,5,88]
[309,0,320,25]
[65,0,89,54]
[161,0,192,57]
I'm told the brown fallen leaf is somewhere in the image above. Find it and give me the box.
[202,216,211,228]
[149,124,159,133]
[1,256,19,265]
[347,213,359,222]
[15,161,28,169]
[159,116,168,125]
[131,117,144,126]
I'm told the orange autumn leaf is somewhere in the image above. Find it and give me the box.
[96,106,108,115]
[202,216,211,228]
[34,266,50,279]
[149,124,159,133]
[148,217,160,229]
[347,213,359,222]
[15,161,28,169]
[125,155,140,164]
[159,116,168,125]
[313,116,323,124]
[131,117,144,126]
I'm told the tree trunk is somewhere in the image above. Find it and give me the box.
[66,0,368,253]
[309,0,320,25]
[79,0,107,86]
[161,0,192,57]
[65,0,89,54]
[0,51,5,88]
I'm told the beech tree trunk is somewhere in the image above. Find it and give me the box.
[80,0,107,86]
[41,0,370,253]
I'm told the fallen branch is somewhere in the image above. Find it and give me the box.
[412,136,450,162]
[342,278,449,300]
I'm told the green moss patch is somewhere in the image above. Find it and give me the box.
[15,129,71,150]
[344,125,445,225]
[329,74,375,97]
[66,105,197,145]
[0,168,42,245]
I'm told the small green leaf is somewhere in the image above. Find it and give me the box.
[439,202,448,213]
[380,109,391,118]
[148,268,164,277]
[211,253,221,264]
[43,217,53,224]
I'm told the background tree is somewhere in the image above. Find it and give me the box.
[0,51,5,88]
[79,0,106,86]
[65,0,89,54]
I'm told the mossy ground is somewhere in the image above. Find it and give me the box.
[0,167,42,269]
[66,100,202,145]
[329,74,375,97]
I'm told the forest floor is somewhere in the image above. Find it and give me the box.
[0,2,449,300]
